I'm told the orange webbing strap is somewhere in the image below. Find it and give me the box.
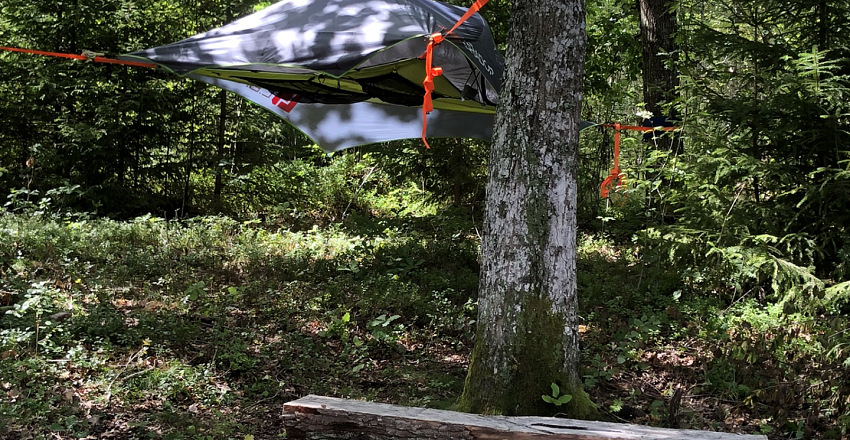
[445,0,490,37]
[420,0,490,149]
[421,33,444,149]
[0,46,157,69]
[599,123,679,198]
[600,123,624,198]
[601,123,678,133]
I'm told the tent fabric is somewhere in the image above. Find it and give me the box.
[194,74,495,151]
[120,0,505,151]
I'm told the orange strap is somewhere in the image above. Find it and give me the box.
[601,123,678,132]
[600,123,625,198]
[0,46,158,69]
[599,122,679,198]
[421,33,444,149]
[421,0,490,149]
[445,0,490,37]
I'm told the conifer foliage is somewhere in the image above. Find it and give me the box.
[646,0,850,291]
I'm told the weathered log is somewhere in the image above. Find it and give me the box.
[282,395,767,440]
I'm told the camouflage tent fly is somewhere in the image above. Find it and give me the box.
[121,0,503,151]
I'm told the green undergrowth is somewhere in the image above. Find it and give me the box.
[577,233,850,439]
[0,210,479,439]
[1,212,847,439]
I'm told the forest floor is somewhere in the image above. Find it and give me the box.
[0,212,844,439]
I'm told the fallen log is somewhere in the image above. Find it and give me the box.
[282,395,767,440]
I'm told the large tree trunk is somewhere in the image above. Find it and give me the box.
[638,0,678,119]
[638,0,679,222]
[458,0,593,418]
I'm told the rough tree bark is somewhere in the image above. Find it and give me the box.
[637,0,678,119]
[638,0,679,223]
[458,0,593,417]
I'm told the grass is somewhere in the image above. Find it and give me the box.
[0,209,847,439]
[0,211,478,439]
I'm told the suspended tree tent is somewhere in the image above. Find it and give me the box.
[118,0,504,152]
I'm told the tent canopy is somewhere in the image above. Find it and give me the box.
[121,0,504,151]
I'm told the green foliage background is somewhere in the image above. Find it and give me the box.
[1,0,849,438]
